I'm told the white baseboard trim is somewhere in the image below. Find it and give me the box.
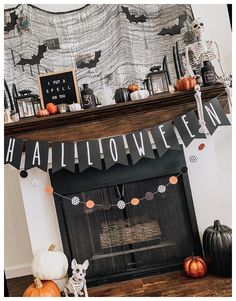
[5,263,32,279]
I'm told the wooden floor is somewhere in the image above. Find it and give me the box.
[6,271,232,297]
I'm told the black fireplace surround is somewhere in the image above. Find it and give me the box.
[50,147,202,287]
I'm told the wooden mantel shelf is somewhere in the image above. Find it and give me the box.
[4,84,228,142]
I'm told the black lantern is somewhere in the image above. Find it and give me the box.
[144,66,169,95]
[12,85,41,118]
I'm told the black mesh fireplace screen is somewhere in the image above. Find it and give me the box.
[50,148,202,286]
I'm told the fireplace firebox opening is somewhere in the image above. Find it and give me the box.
[50,148,202,286]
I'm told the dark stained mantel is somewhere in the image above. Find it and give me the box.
[4,84,228,142]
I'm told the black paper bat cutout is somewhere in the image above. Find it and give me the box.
[16,44,47,66]
[121,6,147,24]
[76,50,101,69]
[4,11,18,33]
[158,14,187,36]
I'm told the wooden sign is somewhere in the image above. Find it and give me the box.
[38,69,80,108]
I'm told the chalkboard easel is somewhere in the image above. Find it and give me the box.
[38,68,80,109]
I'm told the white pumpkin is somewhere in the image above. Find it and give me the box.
[53,277,68,292]
[32,244,68,280]
[68,102,82,112]
[130,90,149,101]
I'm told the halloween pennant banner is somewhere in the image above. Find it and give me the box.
[4,98,230,173]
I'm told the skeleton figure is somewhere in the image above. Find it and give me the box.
[185,18,231,133]
[185,18,228,81]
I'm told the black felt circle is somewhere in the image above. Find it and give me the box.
[181,166,188,173]
[20,170,28,178]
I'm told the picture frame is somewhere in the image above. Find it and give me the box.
[38,68,80,109]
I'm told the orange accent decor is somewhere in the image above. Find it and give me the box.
[183,255,207,278]
[45,185,54,194]
[198,143,205,151]
[169,176,178,185]
[175,77,197,91]
[86,200,95,209]
[23,278,60,297]
[131,198,140,206]
[46,103,58,115]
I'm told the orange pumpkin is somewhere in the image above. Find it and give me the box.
[183,254,207,278]
[23,278,61,297]
[46,103,58,115]
[176,77,197,91]
[36,109,50,117]
[128,83,139,92]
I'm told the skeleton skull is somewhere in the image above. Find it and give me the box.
[191,18,204,39]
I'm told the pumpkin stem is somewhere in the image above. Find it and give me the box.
[48,244,56,251]
[191,252,195,259]
[34,278,43,289]
[214,220,221,230]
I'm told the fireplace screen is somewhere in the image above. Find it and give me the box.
[50,149,201,285]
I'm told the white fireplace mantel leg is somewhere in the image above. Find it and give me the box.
[19,167,63,255]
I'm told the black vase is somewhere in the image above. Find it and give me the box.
[203,220,232,276]
[114,88,130,103]
[81,84,97,109]
[201,60,217,86]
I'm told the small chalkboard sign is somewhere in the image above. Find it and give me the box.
[38,69,80,108]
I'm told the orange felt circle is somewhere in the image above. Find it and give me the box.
[198,143,205,151]
[45,185,54,193]
[169,176,178,185]
[86,200,95,209]
[131,198,140,206]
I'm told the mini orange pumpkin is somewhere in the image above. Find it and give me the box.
[46,103,58,115]
[183,254,207,278]
[128,83,139,92]
[176,77,197,91]
[36,109,50,117]
[23,278,61,297]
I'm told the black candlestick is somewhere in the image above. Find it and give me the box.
[4,79,14,111]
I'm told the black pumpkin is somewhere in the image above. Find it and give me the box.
[203,220,232,277]
[114,88,130,103]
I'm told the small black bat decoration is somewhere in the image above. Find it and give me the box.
[121,6,147,24]
[158,14,187,36]
[16,44,47,66]
[76,50,101,69]
[4,11,18,33]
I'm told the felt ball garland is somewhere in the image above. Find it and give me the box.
[21,139,201,211]
[27,170,185,210]
[19,132,206,210]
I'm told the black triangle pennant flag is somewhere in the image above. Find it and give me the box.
[203,98,231,135]
[4,137,24,169]
[174,111,206,147]
[101,136,128,169]
[52,141,75,173]
[77,140,102,172]
[126,130,155,164]
[24,140,49,172]
[151,121,180,157]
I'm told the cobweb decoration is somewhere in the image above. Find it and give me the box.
[157,185,166,193]
[145,192,154,200]
[71,196,80,206]
[117,200,126,209]
[31,178,41,187]
[189,155,198,163]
